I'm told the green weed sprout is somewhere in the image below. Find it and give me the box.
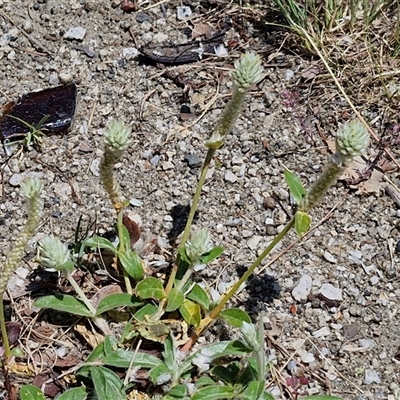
[0,178,43,360]
[165,52,263,296]
[5,114,49,150]
[35,236,111,335]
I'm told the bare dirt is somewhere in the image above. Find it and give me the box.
[0,1,399,399]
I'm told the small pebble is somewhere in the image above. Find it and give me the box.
[370,275,379,285]
[9,174,22,186]
[122,47,138,60]
[364,369,380,384]
[247,235,262,250]
[292,274,312,302]
[301,353,315,363]
[224,171,237,183]
[324,250,337,263]
[136,13,153,23]
[177,6,192,20]
[90,159,100,176]
[184,154,202,168]
[313,326,331,338]
[64,27,87,40]
[319,283,342,301]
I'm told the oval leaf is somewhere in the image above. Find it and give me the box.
[84,236,116,253]
[90,366,125,400]
[192,385,235,400]
[119,251,143,280]
[199,246,224,264]
[19,385,46,400]
[34,295,93,317]
[220,308,251,327]
[135,277,165,300]
[148,364,172,385]
[165,288,184,312]
[284,169,306,204]
[56,387,88,400]
[187,283,210,310]
[179,299,201,327]
[134,304,158,321]
[96,293,142,316]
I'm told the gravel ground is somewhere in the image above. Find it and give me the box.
[0,1,400,399]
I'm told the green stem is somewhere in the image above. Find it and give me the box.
[180,148,215,248]
[117,211,133,295]
[0,293,10,359]
[165,148,215,296]
[64,271,97,316]
[64,271,111,335]
[256,318,265,381]
[201,217,295,329]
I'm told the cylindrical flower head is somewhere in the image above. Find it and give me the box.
[0,178,43,293]
[185,229,212,265]
[239,321,262,352]
[103,121,132,157]
[100,121,132,210]
[206,52,263,149]
[37,236,73,273]
[231,52,263,92]
[336,119,370,165]
[299,119,370,213]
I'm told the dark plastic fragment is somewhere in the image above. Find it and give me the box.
[0,83,77,143]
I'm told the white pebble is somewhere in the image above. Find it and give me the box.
[319,283,342,301]
[292,275,312,302]
[9,173,22,186]
[323,251,337,263]
[64,27,87,40]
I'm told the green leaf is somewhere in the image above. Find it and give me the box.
[211,363,240,384]
[119,251,143,280]
[34,295,93,317]
[222,340,253,357]
[261,392,275,400]
[19,385,46,400]
[178,246,190,264]
[103,349,163,368]
[241,381,265,400]
[295,210,311,237]
[220,308,251,327]
[149,364,172,385]
[90,366,125,400]
[101,337,163,368]
[96,293,142,316]
[162,335,177,371]
[84,236,117,253]
[194,376,217,388]
[187,283,210,310]
[166,288,184,312]
[134,304,158,321]
[199,246,224,264]
[135,277,165,300]
[165,384,188,397]
[300,397,343,400]
[284,169,306,204]
[118,223,131,250]
[56,387,88,400]
[179,299,201,327]
[191,385,235,400]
